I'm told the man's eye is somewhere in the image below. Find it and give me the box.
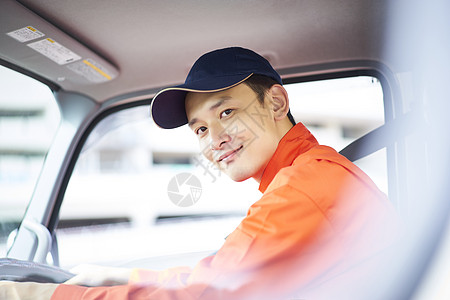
[220,109,233,118]
[196,126,207,135]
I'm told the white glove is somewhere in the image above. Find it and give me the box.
[0,281,57,300]
[64,264,132,286]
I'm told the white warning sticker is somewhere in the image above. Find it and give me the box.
[67,59,113,83]
[27,38,81,65]
[7,26,45,43]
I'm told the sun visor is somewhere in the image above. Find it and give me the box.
[0,0,119,89]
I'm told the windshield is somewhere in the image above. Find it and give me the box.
[0,65,60,256]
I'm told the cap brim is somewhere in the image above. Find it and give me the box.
[150,73,252,129]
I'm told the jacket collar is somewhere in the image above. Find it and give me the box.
[258,123,318,193]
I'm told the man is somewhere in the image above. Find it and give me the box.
[0,47,399,299]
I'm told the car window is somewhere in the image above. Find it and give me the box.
[0,65,60,256]
[56,75,385,269]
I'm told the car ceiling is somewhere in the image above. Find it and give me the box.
[0,0,388,104]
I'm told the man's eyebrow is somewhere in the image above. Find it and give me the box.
[208,96,232,111]
[188,97,232,128]
[188,118,199,128]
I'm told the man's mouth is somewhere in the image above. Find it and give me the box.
[217,145,243,163]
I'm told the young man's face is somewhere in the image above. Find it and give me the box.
[185,83,283,182]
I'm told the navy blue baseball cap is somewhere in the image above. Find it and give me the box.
[150,47,282,129]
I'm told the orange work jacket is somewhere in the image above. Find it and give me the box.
[51,123,399,300]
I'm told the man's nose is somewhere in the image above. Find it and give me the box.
[209,124,231,151]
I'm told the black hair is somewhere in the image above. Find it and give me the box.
[243,74,296,126]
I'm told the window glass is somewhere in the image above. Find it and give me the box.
[57,76,386,269]
[0,65,60,256]
[285,76,384,151]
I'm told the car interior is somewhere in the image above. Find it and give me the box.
[1,0,449,299]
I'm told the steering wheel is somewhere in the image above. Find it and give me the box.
[0,258,74,283]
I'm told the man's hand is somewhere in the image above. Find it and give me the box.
[0,281,58,300]
[64,264,132,286]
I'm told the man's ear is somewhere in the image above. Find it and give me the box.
[268,84,290,121]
